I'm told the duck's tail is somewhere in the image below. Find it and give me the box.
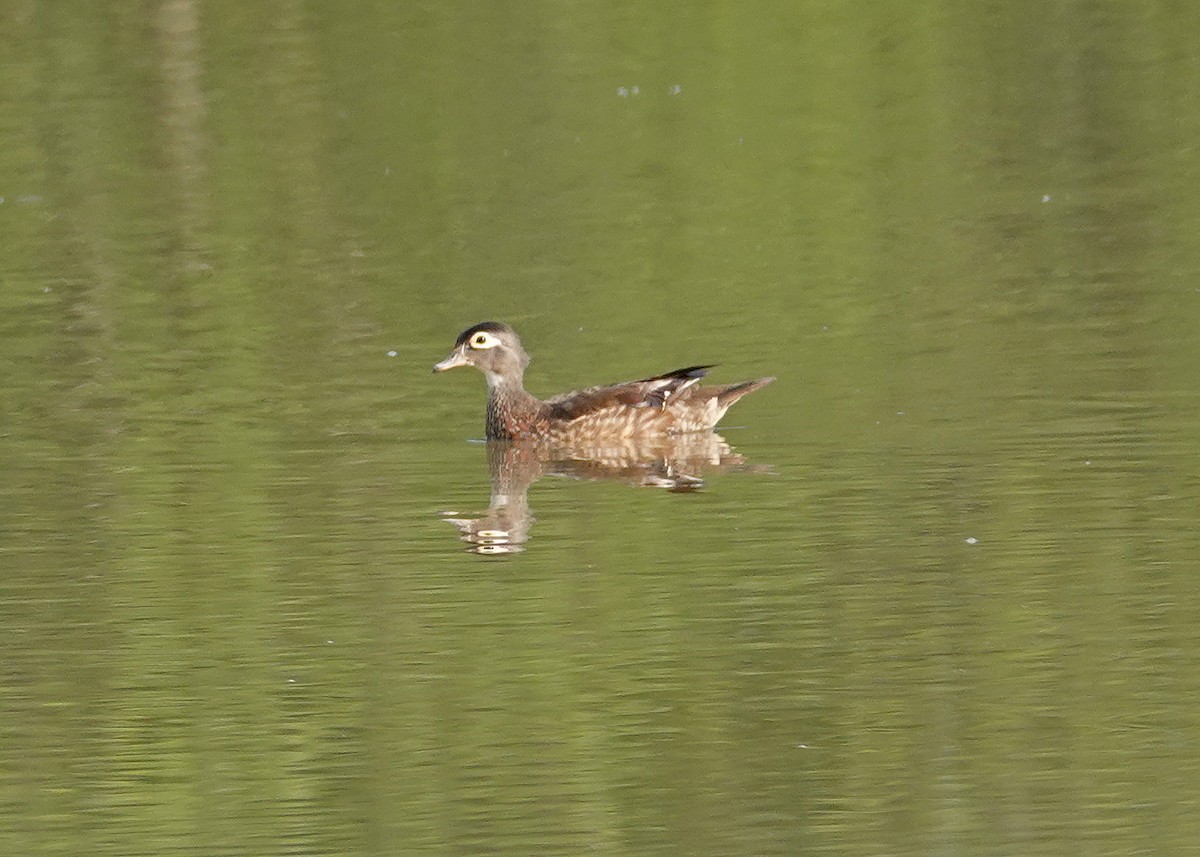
[716,376,775,407]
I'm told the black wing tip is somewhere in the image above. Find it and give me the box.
[642,364,716,383]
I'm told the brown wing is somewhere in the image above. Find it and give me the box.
[543,365,715,421]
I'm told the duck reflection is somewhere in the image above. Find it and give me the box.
[440,432,767,554]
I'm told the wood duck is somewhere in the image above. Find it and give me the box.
[433,322,775,441]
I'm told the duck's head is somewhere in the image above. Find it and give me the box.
[433,321,530,387]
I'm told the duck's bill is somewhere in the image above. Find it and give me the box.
[433,350,468,372]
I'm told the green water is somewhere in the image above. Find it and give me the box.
[3,1,1200,854]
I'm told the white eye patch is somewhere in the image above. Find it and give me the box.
[469,332,501,349]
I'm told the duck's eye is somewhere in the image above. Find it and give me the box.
[470,332,500,349]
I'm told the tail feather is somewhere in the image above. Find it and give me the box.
[716,376,775,407]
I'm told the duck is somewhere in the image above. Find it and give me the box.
[433,322,774,441]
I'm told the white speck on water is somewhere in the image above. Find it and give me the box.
[617,86,628,97]
[1042,194,1052,203]
[965,537,978,545]
[387,350,397,357]
[669,84,682,95]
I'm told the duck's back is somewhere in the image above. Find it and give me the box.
[539,368,774,439]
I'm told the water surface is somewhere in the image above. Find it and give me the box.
[3,2,1200,855]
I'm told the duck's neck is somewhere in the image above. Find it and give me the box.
[484,372,541,440]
